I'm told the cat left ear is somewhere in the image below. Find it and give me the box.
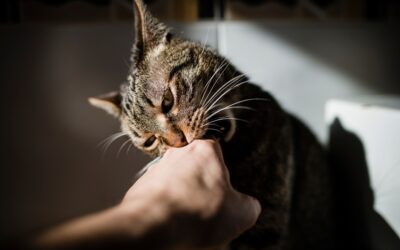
[88,91,122,118]
[132,0,169,62]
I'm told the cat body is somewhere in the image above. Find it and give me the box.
[220,83,333,249]
[90,1,334,249]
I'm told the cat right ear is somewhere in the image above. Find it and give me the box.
[88,91,122,118]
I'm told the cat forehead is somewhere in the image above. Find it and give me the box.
[131,43,199,88]
[149,42,196,67]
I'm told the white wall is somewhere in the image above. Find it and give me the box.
[218,22,400,142]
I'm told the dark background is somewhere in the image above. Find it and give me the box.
[1,0,400,23]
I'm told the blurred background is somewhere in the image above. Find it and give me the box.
[1,0,400,22]
[1,0,400,248]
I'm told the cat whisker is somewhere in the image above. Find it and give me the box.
[135,156,162,179]
[203,62,231,106]
[102,137,127,153]
[205,80,251,113]
[204,106,253,123]
[204,103,224,114]
[206,127,224,134]
[199,27,210,57]
[205,123,225,129]
[203,102,249,120]
[98,131,130,154]
[199,60,226,105]
[206,98,269,120]
[203,74,246,109]
[202,117,248,128]
[123,58,130,70]
[200,60,229,105]
[204,76,247,111]
[117,138,132,158]
[126,142,133,155]
[98,131,127,147]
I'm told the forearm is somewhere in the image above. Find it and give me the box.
[33,194,172,249]
[33,207,127,248]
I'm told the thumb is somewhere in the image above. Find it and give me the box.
[228,192,261,238]
[238,194,261,231]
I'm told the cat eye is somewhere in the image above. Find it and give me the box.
[143,135,156,148]
[162,88,174,114]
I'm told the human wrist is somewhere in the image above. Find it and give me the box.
[118,189,179,249]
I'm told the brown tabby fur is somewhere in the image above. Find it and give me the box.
[89,0,334,249]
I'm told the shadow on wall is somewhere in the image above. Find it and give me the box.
[328,118,400,250]
[252,23,400,94]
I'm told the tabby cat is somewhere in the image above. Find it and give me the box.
[89,0,333,249]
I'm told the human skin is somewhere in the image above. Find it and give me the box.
[32,140,261,249]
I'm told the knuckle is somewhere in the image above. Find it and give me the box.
[193,140,215,153]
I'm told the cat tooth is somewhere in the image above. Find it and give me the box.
[183,130,195,143]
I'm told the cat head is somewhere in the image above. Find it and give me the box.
[89,0,243,157]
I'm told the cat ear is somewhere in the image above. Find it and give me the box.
[132,0,169,61]
[88,91,122,118]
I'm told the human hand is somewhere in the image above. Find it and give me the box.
[121,140,261,249]
[31,140,260,249]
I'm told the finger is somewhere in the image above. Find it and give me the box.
[202,139,224,164]
[197,139,230,182]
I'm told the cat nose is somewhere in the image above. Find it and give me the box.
[163,129,188,147]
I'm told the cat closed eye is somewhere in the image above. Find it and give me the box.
[161,88,174,114]
[143,135,156,148]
